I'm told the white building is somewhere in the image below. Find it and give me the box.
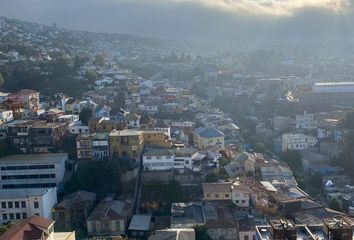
[281,133,317,151]
[171,121,195,128]
[143,148,205,172]
[68,121,89,135]
[231,182,252,207]
[0,109,13,124]
[0,188,57,225]
[173,148,205,172]
[143,149,175,171]
[313,82,354,93]
[0,153,68,190]
[57,114,79,123]
[295,111,317,129]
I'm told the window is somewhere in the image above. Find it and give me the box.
[8,202,13,208]
[215,194,220,198]
[1,202,6,208]
[22,213,27,219]
[16,213,21,219]
[2,214,7,220]
[9,213,14,220]
[15,202,19,208]
[241,200,246,203]
[225,194,230,198]
[34,202,39,209]
[206,193,211,198]
[244,236,249,240]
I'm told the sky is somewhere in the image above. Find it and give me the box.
[0,0,354,45]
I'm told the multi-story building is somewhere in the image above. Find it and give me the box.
[313,82,354,93]
[5,119,46,153]
[231,182,253,207]
[0,153,68,190]
[8,89,40,109]
[52,191,96,231]
[143,149,175,171]
[28,122,67,153]
[6,120,67,153]
[76,132,109,160]
[0,188,57,225]
[173,148,205,172]
[143,131,172,148]
[193,127,225,150]
[86,197,132,237]
[281,133,317,151]
[295,111,317,129]
[109,130,144,162]
[68,121,89,135]
[143,148,205,172]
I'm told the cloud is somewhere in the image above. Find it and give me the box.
[0,0,353,45]
[160,0,352,15]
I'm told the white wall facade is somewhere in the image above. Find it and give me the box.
[143,155,175,171]
[281,134,317,151]
[0,188,57,225]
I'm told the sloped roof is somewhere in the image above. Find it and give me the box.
[125,113,141,121]
[0,215,54,240]
[194,127,224,138]
[87,197,132,221]
[54,191,96,211]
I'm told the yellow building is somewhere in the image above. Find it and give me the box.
[109,130,144,162]
[143,131,172,148]
[89,118,126,133]
[193,127,225,150]
[202,182,232,201]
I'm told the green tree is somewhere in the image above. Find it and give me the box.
[79,107,92,125]
[65,160,121,198]
[205,172,218,183]
[194,225,212,240]
[280,150,303,172]
[84,70,99,83]
[0,222,14,235]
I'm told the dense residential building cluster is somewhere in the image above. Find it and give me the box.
[2,15,354,240]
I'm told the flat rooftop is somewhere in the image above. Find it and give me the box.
[0,153,68,165]
[109,129,143,136]
[129,214,152,231]
[0,188,55,199]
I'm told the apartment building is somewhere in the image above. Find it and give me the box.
[0,153,68,190]
[281,133,317,151]
[0,188,57,225]
[109,130,144,162]
[143,149,175,171]
[76,132,109,160]
[295,111,317,129]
